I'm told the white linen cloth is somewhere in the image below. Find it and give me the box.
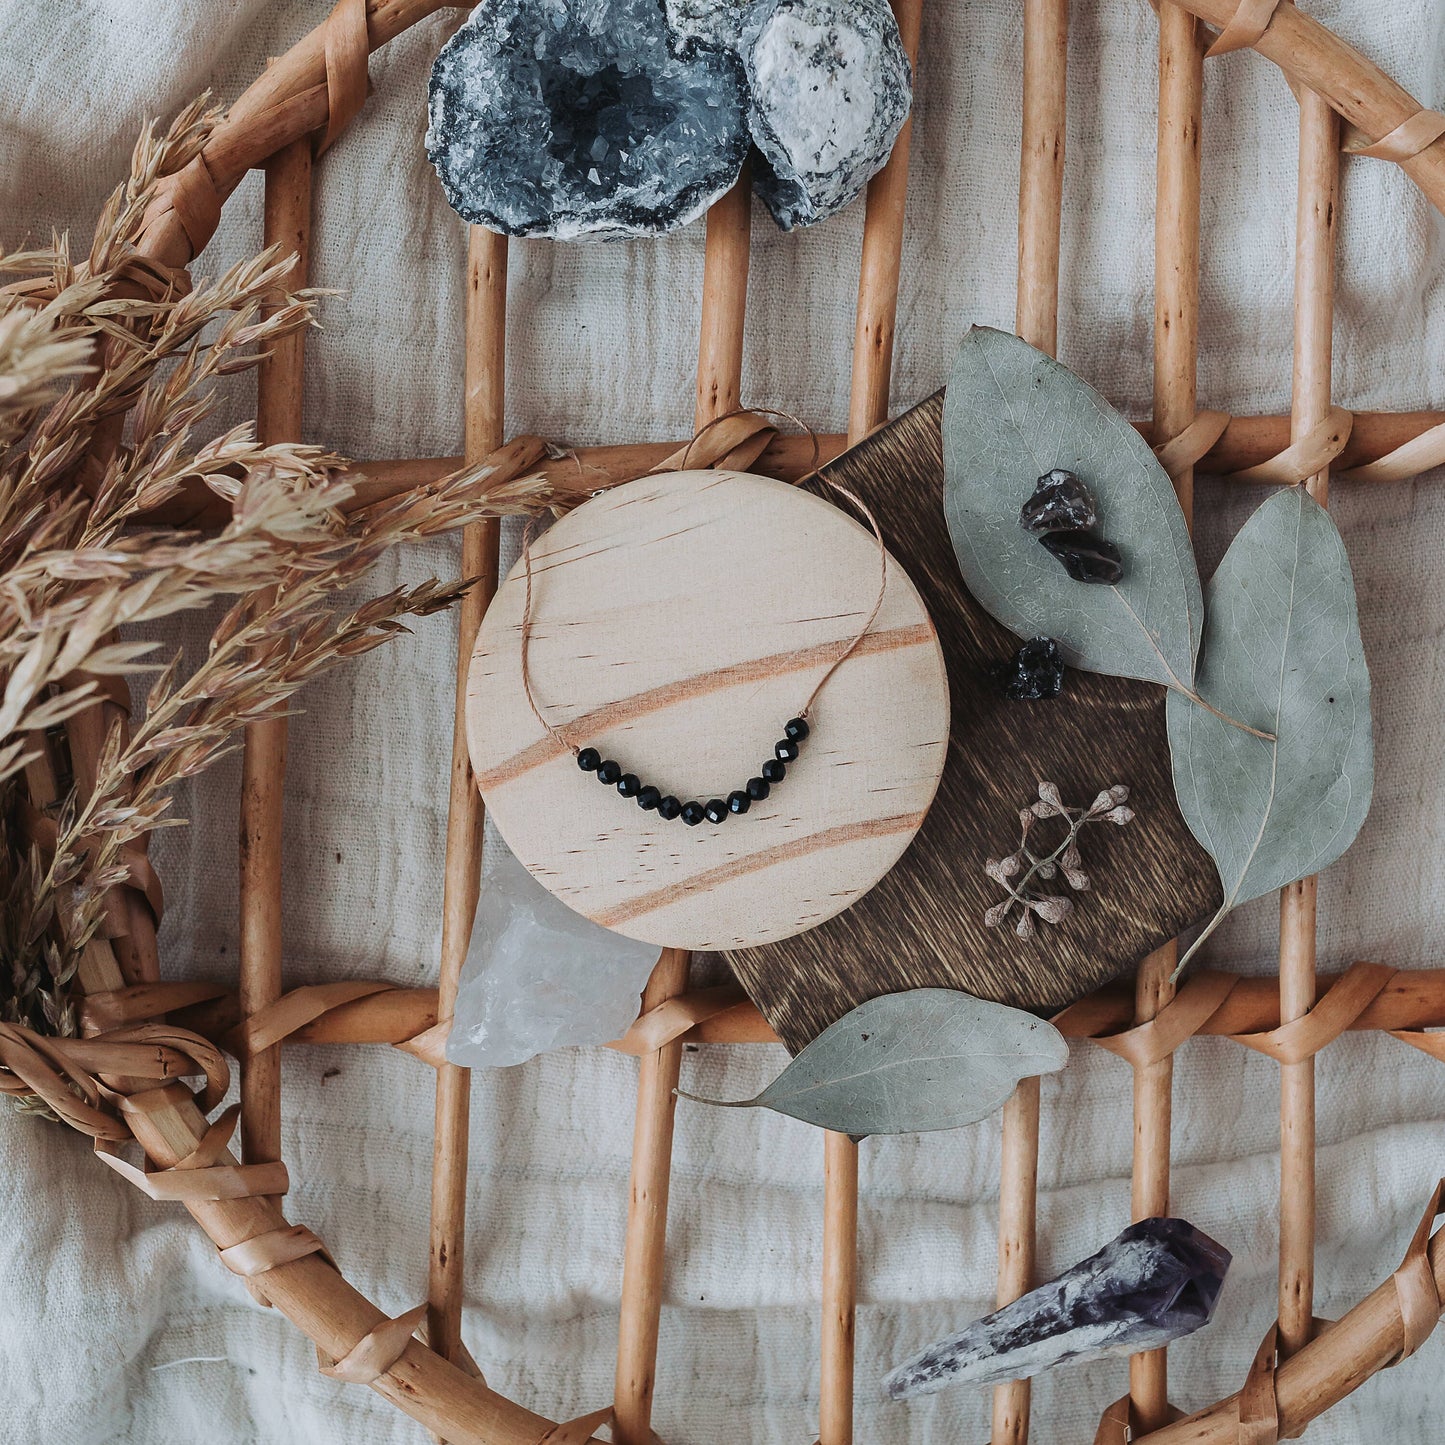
[4,2,1445,1440]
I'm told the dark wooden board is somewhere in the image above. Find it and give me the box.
[719,392,1222,1054]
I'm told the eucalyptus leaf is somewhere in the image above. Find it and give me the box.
[678,988,1069,1134]
[1166,486,1373,975]
[942,326,1203,692]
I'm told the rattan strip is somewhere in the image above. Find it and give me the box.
[107,964,1445,1059]
[1275,66,1339,1360]
[320,1304,429,1383]
[1133,0,1206,1424]
[135,410,1445,530]
[239,137,312,1219]
[1203,0,1282,57]
[993,1,1071,1438]
[425,223,508,1421]
[49,968,1445,1098]
[1346,109,1445,162]
[318,0,370,154]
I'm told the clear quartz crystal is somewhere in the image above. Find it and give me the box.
[446,844,662,1069]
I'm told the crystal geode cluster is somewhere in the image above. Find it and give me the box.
[428,0,750,239]
[427,0,913,238]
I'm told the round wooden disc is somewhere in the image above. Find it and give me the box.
[466,470,949,951]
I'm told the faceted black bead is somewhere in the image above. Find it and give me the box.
[1039,530,1124,585]
[784,717,810,742]
[616,772,642,798]
[992,635,1065,701]
[704,798,729,824]
[657,795,682,821]
[681,801,706,826]
[637,784,662,811]
[761,758,785,784]
[596,759,622,785]
[577,746,602,772]
[727,790,750,815]
[745,776,770,801]
[775,738,800,763]
[1019,468,1098,536]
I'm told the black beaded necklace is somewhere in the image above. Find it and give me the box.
[518,463,889,828]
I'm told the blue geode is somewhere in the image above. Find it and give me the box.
[427,0,749,239]
[741,0,913,230]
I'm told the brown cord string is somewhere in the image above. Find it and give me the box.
[519,408,889,760]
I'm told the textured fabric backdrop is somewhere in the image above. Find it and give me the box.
[4,2,1445,1441]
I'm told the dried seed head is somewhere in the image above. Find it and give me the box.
[1031,895,1073,924]
[985,855,1022,884]
[984,781,1134,933]
[1035,781,1065,815]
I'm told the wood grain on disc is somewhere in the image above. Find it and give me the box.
[719,394,1224,1052]
[467,470,950,952]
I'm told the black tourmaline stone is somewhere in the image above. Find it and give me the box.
[427,0,749,239]
[637,785,662,811]
[681,801,706,826]
[746,776,770,801]
[1019,468,1098,536]
[727,790,751,815]
[577,746,601,772]
[775,738,800,762]
[704,798,729,824]
[761,759,786,784]
[784,717,810,742]
[994,636,1066,701]
[596,759,622,785]
[616,773,642,798]
[1040,530,1124,585]
[657,795,683,821]
[740,0,912,230]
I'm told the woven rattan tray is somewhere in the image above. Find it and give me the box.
[9,1,1445,1441]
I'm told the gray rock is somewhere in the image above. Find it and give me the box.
[883,1217,1231,1399]
[447,844,662,1069]
[741,0,913,230]
[427,0,750,240]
